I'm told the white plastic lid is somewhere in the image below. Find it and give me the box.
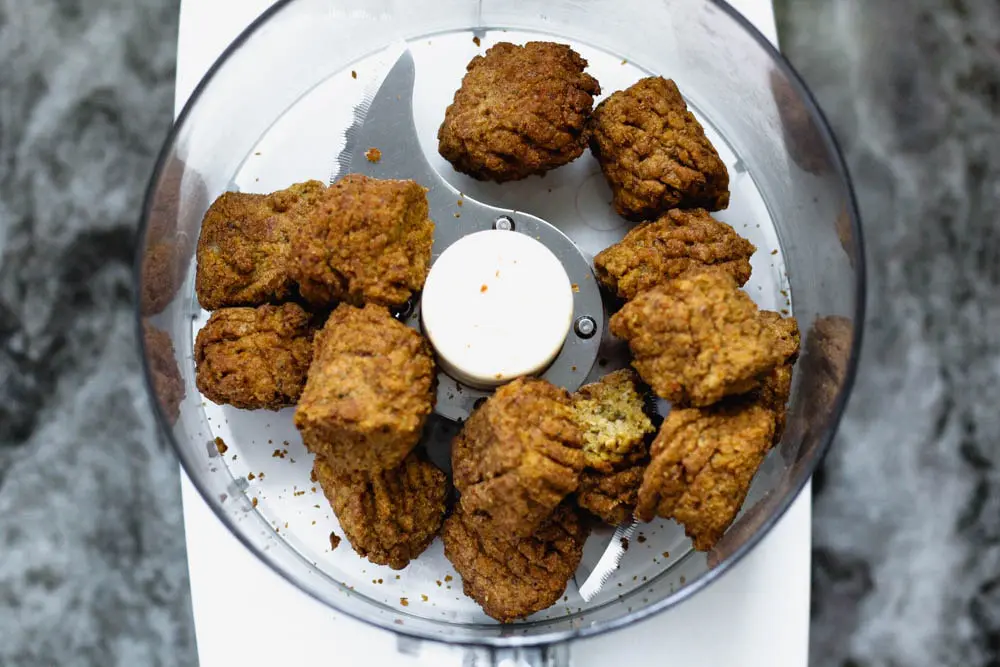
[420,229,574,389]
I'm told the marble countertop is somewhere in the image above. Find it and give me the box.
[0,0,997,665]
[778,1,1000,665]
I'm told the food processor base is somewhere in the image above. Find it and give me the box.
[181,474,810,666]
[176,1,810,665]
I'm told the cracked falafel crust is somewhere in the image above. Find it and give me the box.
[194,303,315,410]
[588,77,729,220]
[442,502,589,622]
[289,174,434,309]
[594,208,756,300]
[635,400,776,551]
[195,180,326,310]
[609,269,788,407]
[452,377,585,538]
[437,41,601,182]
[759,310,801,365]
[313,454,448,570]
[572,369,653,471]
[294,303,436,474]
[570,369,654,524]
[577,464,647,526]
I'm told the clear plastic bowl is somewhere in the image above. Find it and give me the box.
[135,1,865,664]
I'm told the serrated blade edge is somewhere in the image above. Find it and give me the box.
[577,521,638,602]
[330,40,407,184]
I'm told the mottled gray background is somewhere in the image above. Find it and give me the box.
[0,0,997,665]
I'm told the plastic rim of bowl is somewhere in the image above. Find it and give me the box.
[133,0,866,650]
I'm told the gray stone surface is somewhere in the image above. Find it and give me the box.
[0,1,195,666]
[778,1,1000,665]
[0,0,997,665]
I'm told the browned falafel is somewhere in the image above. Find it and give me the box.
[195,180,326,310]
[589,77,729,220]
[438,41,601,182]
[570,369,655,524]
[143,322,185,424]
[194,303,315,410]
[452,377,585,538]
[594,208,756,300]
[294,303,436,474]
[289,174,434,309]
[636,400,776,551]
[442,502,589,622]
[313,453,448,570]
[609,268,788,407]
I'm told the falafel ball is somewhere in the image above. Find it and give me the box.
[609,268,787,407]
[635,400,777,551]
[755,363,794,444]
[571,369,653,470]
[195,180,326,310]
[804,316,852,394]
[589,77,729,220]
[594,208,756,300]
[442,502,589,622]
[452,377,585,538]
[144,156,206,315]
[289,175,434,309]
[770,69,829,175]
[438,41,601,182]
[797,315,853,436]
[140,240,181,316]
[294,303,436,474]
[195,303,315,410]
[143,322,185,424]
[755,310,800,443]
[759,310,801,364]
[570,369,654,524]
[314,453,448,570]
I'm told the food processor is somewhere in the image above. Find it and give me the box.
[136,1,865,664]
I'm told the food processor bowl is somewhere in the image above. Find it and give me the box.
[135,1,865,664]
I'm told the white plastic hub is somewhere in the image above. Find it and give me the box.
[421,229,574,389]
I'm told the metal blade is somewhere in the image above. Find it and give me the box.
[327,44,607,424]
[330,41,407,184]
[332,45,441,187]
[575,520,638,602]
